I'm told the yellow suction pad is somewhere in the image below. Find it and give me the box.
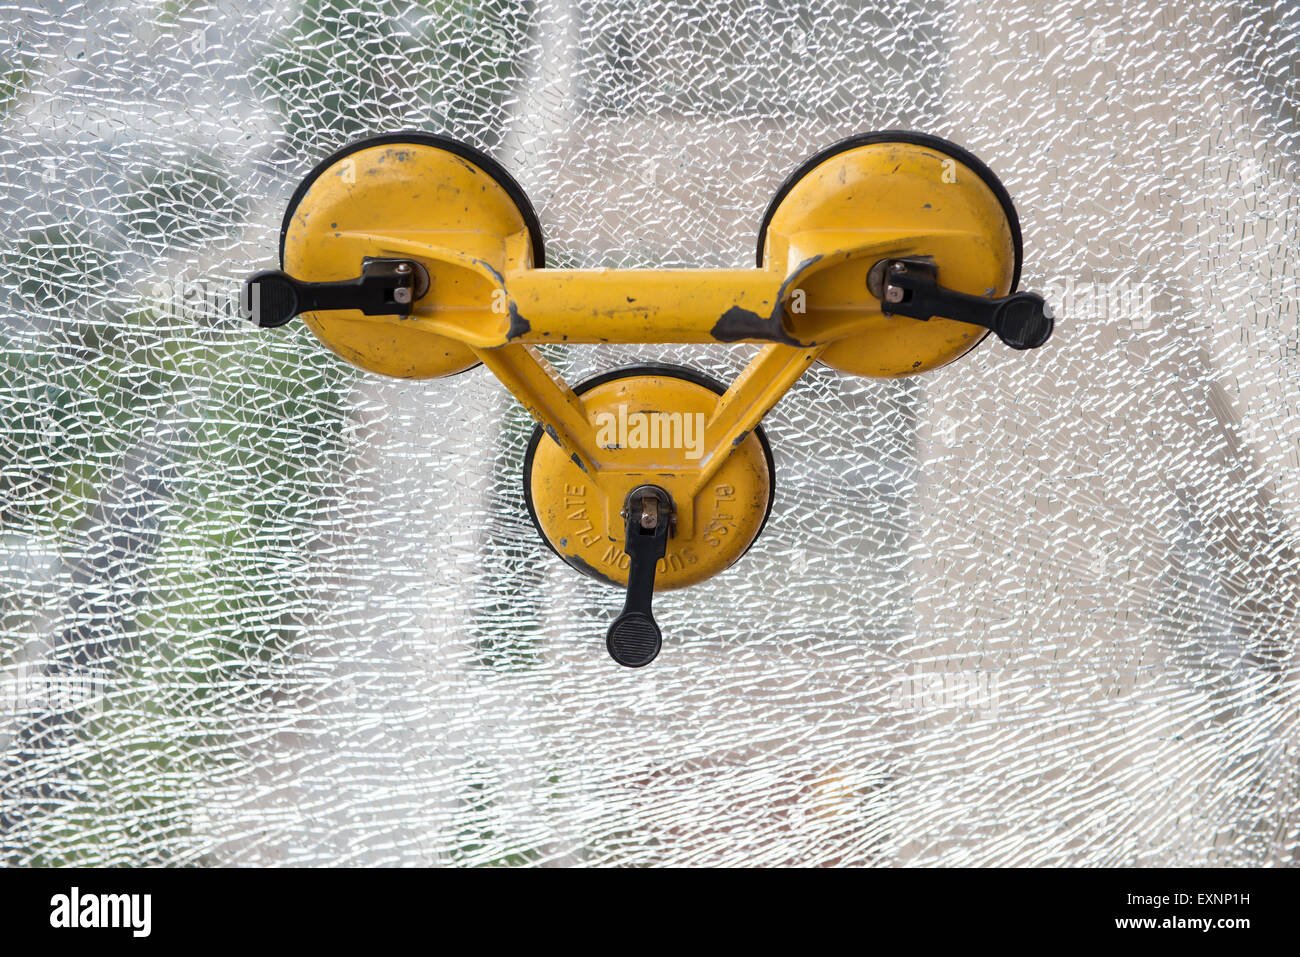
[758,131,1023,378]
[524,366,775,591]
[279,133,544,379]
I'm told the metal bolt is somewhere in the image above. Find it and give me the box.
[885,285,904,303]
[890,261,907,274]
[640,494,659,530]
[394,287,412,304]
[396,262,411,273]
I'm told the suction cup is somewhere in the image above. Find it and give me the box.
[758,131,1024,378]
[523,364,776,591]
[279,132,543,379]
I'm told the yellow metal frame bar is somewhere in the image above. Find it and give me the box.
[396,228,971,539]
[366,229,947,348]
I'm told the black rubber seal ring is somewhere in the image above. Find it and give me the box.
[755,130,1023,292]
[277,131,545,269]
[521,362,778,586]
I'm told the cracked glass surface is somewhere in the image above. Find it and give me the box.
[1,0,1298,866]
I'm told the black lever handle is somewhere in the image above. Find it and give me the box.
[606,485,673,667]
[241,259,429,329]
[868,259,1054,350]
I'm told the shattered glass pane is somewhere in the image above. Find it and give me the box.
[1,0,1298,865]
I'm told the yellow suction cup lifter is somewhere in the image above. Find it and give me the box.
[243,131,1054,667]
